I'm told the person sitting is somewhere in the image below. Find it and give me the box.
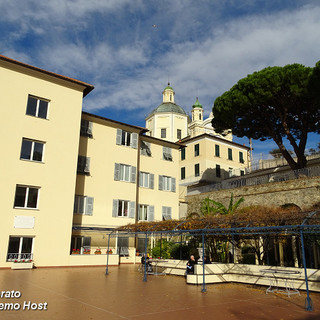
[204,256,212,264]
[186,255,197,275]
[141,254,153,272]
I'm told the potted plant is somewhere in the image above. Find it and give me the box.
[95,248,101,255]
[11,259,34,270]
[83,249,91,255]
[106,249,112,254]
[72,249,80,254]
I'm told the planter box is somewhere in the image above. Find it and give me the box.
[11,262,34,270]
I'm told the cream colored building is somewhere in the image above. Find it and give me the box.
[145,84,250,218]
[0,55,93,268]
[145,84,189,142]
[72,112,181,260]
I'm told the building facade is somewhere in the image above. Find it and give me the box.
[0,55,93,268]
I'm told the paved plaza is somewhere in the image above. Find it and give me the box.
[0,264,319,319]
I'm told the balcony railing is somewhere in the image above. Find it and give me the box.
[7,253,33,261]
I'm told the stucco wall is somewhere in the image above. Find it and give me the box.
[186,176,320,214]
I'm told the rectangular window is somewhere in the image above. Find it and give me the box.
[116,129,138,148]
[114,163,136,183]
[229,167,233,178]
[228,148,233,161]
[70,236,91,254]
[181,167,185,180]
[215,144,220,157]
[7,236,34,261]
[239,151,244,163]
[163,146,172,161]
[26,96,49,119]
[216,164,221,178]
[74,195,94,215]
[195,164,200,177]
[14,185,39,209]
[80,119,93,137]
[118,200,129,217]
[138,205,154,221]
[161,128,166,139]
[181,147,186,160]
[162,206,172,220]
[240,170,245,176]
[77,156,90,175]
[112,199,135,218]
[159,175,176,192]
[139,172,154,189]
[118,237,129,256]
[177,129,181,140]
[140,141,151,156]
[20,138,44,162]
[194,144,200,157]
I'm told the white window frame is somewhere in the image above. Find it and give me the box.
[113,199,135,218]
[20,138,45,162]
[139,172,154,189]
[7,236,34,261]
[118,200,129,217]
[26,95,49,119]
[159,175,176,192]
[120,164,131,182]
[139,204,148,221]
[116,129,138,148]
[14,185,40,209]
[74,195,94,215]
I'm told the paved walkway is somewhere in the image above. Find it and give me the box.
[0,264,319,319]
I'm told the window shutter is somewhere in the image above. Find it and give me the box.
[112,199,118,217]
[114,163,120,181]
[150,174,154,189]
[148,206,154,221]
[171,177,176,192]
[84,157,90,174]
[131,166,136,183]
[88,121,93,136]
[159,175,163,190]
[116,129,122,145]
[131,133,138,149]
[83,237,91,248]
[129,201,135,218]
[79,196,85,214]
[74,195,79,213]
[168,147,172,160]
[86,197,94,215]
[146,142,151,156]
[139,171,143,187]
[162,206,166,220]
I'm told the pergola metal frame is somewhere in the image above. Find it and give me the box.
[105,211,320,312]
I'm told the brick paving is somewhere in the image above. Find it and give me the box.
[0,264,319,319]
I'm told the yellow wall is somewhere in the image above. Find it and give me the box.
[0,60,88,267]
[73,115,180,232]
[180,136,249,185]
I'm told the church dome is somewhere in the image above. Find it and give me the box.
[147,102,187,118]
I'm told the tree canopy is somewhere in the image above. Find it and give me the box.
[212,62,320,170]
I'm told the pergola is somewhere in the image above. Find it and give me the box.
[105,209,320,311]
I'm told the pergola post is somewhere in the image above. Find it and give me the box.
[143,232,148,282]
[201,231,206,293]
[300,227,313,311]
[105,232,112,275]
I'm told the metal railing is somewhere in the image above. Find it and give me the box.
[188,165,320,195]
[7,253,33,261]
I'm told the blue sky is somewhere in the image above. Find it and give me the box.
[1,0,319,160]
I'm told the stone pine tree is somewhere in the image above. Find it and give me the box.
[212,62,320,170]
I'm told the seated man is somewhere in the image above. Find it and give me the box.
[186,255,197,275]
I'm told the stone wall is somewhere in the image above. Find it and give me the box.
[186,176,320,215]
